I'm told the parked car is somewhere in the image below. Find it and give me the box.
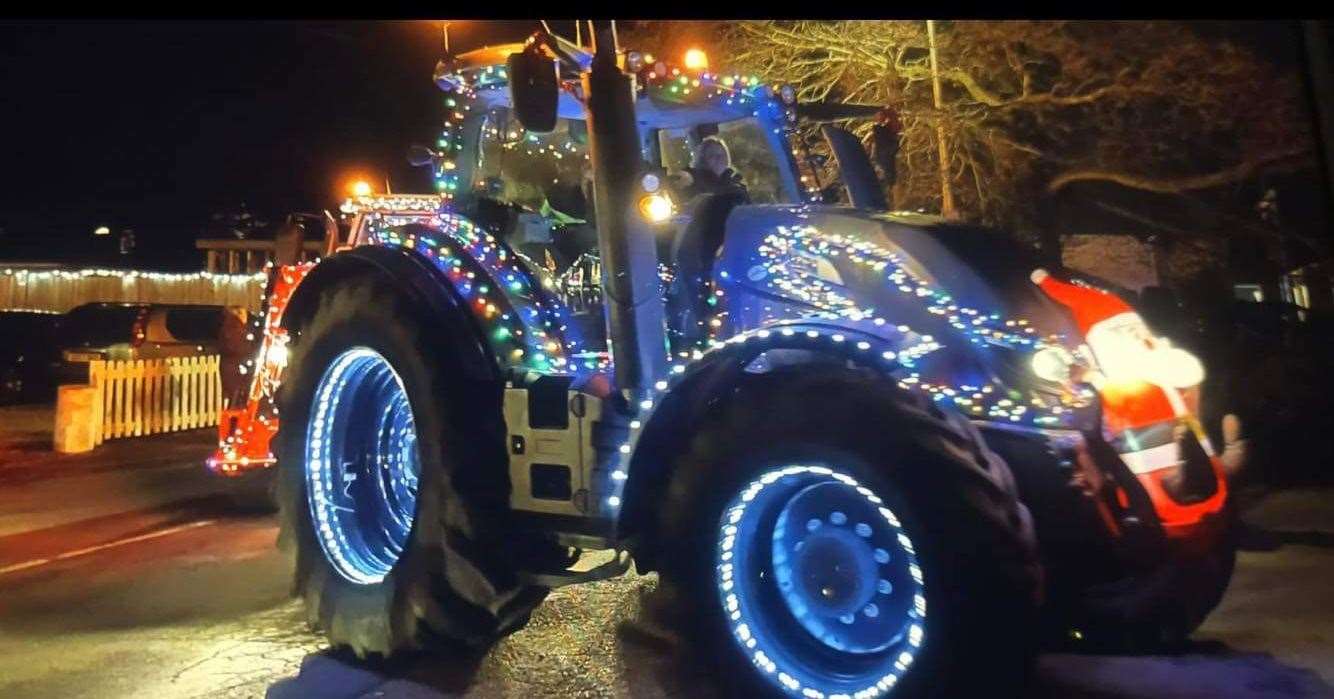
[0,310,65,405]
[57,303,225,384]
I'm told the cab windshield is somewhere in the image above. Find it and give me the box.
[655,117,795,205]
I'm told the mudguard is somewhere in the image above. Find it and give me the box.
[210,212,588,474]
[364,215,589,375]
[614,319,911,545]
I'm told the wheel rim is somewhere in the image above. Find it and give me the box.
[306,347,421,585]
[718,465,926,697]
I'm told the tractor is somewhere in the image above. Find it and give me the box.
[220,25,1238,698]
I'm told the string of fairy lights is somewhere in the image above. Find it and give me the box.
[211,260,310,469]
[433,57,827,202]
[1,267,265,283]
[764,225,1058,350]
[367,213,594,374]
[205,48,1104,516]
[707,223,1092,428]
[431,55,1091,433]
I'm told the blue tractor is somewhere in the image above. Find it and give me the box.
[268,26,1236,698]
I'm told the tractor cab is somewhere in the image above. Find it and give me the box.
[431,43,896,352]
[437,44,807,257]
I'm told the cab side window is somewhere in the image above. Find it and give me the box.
[473,108,591,215]
[658,128,693,173]
[715,119,783,204]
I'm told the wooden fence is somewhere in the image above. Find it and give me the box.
[88,356,222,444]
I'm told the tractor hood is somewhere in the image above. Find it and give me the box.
[714,204,1097,429]
[717,204,1083,344]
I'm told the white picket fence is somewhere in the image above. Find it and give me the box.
[87,356,222,444]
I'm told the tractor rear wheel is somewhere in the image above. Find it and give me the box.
[274,277,561,657]
[657,365,1043,698]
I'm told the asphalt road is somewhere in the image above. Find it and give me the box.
[0,406,1331,699]
[0,489,1332,699]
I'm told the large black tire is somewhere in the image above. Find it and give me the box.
[657,365,1043,698]
[274,277,562,657]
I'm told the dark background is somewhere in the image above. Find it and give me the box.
[0,20,536,269]
[0,21,1324,272]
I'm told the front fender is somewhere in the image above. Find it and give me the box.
[283,243,500,382]
[614,320,908,564]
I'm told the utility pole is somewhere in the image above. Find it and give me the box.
[926,20,956,219]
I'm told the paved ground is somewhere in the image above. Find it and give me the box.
[0,405,1331,698]
[0,405,226,536]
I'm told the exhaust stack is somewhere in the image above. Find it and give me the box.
[582,27,667,403]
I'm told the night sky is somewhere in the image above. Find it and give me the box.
[0,21,1324,272]
[0,21,535,269]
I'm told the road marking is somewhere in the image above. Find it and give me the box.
[0,519,216,576]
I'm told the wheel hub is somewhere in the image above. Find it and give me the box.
[305,347,421,585]
[772,481,914,654]
[717,465,927,697]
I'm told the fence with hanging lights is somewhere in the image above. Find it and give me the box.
[0,267,266,314]
[83,356,223,445]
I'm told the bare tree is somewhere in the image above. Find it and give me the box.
[626,20,1318,245]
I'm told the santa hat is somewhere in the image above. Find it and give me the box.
[1030,268,1135,336]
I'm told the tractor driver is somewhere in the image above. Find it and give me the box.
[670,136,749,203]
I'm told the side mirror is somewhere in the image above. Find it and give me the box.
[406,144,437,168]
[507,49,559,134]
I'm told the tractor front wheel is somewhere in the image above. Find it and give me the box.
[658,366,1043,698]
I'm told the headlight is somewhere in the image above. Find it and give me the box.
[638,192,673,223]
[1030,346,1077,384]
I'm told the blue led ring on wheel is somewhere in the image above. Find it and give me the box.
[718,464,926,698]
[306,347,421,585]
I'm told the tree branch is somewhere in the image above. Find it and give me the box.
[1046,147,1313,194]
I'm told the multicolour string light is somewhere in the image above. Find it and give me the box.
[367,213,594,374]
[708,223,1092,427]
